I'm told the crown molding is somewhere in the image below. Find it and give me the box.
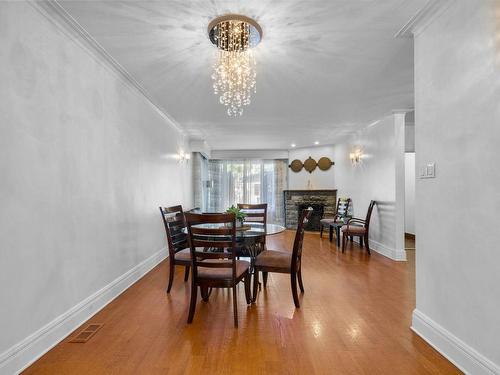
[29,0,185,134]
[395,0,455,38]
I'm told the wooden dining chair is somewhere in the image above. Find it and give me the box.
[341,200,376,254]
[237,203,268,251]
[253,207,313,308]
[237,203,268,225]
[320,198,351,241]
[159,205,191,293]
[185,212,252,327]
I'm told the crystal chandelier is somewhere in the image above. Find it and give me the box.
[208,15,262,117]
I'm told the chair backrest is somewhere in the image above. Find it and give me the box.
[336,198,351,217]
[159,205,187,258]
[237,203,267,225]
[185,212,238,281]
[291,208,314,270]
[365,200,376,230]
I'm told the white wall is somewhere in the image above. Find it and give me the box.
[404,153,415,235]
[333,115,406,260]
[0,2,192,372]
[288,145,335,189]
[412,1,500,373]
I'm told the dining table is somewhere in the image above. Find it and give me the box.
[185,221,285,268]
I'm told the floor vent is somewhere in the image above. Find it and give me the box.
[68,323,104,343]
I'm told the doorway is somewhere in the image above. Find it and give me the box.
[405,152,416,250]
[404,114,416,251]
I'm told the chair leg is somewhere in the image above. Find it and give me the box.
[252,269,259,303]
[187,283,197,324]
[166,259,175,293]
[336,227,341,247]
[365,234,371,255]
[232,286,238,328]
[244,273,251,304]
[360,236,364,248]
[329,226,333,242]
[320,225,323,238]
[342,233,346,253]
[201,286,209,302]
[298,268,305,293]
[291,272,300,308]
[184,266,190,282]
[262,272,268,288]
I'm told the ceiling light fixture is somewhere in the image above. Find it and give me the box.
[291,143,296,148]
[208,14,262,117]
[314,141,320,145]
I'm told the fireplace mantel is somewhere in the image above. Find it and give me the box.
[283,189,337,230]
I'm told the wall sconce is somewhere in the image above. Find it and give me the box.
[349,150,363,165]
[175,151,191,164]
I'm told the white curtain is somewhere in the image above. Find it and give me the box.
[207,159,288,225]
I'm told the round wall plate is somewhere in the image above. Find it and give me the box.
[318,157,334,171]
[289,159,303,173]
[303,157,317,173]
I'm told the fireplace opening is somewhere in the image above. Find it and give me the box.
[298,203,324,231]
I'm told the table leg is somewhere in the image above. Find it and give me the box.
[239,240,265,302]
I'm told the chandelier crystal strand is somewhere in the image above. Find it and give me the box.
[212,49,256,116]
[210,18,258,117]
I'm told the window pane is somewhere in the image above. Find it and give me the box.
[206,158,288,225]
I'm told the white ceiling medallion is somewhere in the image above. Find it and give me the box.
[208,14,262,117]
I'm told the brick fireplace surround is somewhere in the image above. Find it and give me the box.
[283,190,337,230]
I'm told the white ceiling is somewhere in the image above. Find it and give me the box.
[59,0,424,150]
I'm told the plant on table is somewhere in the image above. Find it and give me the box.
[226,205,247,226]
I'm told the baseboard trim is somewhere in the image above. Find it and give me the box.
[412,309,500,375]
[0,248,167,375]
[371,240,407,261]
[349,237,407,261]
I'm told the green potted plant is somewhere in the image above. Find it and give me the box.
[226,205,247,228]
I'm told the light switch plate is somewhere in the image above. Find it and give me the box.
[420,162,436,179]
[426,163,435,178]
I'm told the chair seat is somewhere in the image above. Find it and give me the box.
[197,260,250,280]
[320,218,336,225]
[341,225,367,235]
[321,218,345,226]
[174,248,191,261]
[255,250,292,270]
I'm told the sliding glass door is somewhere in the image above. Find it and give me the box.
[207,159,287,225]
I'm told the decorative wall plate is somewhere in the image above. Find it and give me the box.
[303,157,317,173]
[318,157,334,171]
[289,156,335,173]
[289,159,303,172]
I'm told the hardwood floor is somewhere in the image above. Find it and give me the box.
[25,231,460,374]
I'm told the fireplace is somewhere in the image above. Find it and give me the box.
[298,203,324,231]
[283,190,337,231]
